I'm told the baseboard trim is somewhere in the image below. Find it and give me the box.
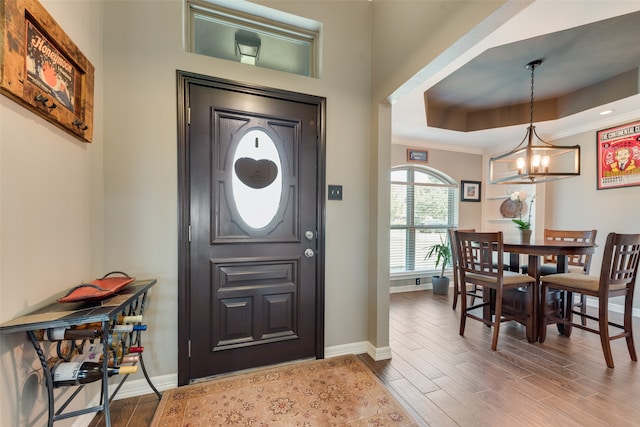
[389,287,640,318]
[367,342,392,361]
[109,373,177,400]
[324,340,369,358]
[72,374,178,427]
[390,283,433,293]
[585,297,640,318]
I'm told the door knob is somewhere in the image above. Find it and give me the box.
[305,230,315,241]
[304,248,315,258]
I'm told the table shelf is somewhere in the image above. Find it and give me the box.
[0,279,160,427]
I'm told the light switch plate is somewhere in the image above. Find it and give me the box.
[328,185,342,200]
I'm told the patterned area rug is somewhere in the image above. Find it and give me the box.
[151,354,417,426]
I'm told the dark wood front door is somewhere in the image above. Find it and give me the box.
[177,73,325,384]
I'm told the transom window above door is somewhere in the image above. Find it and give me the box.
[185,0,320,77]
[390,166,458,274]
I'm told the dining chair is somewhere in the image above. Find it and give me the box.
[455,231,536,350]
[521,229,597,325]
[545,229,597,325]
[541,229,598,271]
[448,228,481,310]
[539,232,640,368]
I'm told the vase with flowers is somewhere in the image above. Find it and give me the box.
[510,191,535,242]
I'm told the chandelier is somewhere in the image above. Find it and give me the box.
[489,60,581,184]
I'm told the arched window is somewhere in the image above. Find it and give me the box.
[390,165,458,274]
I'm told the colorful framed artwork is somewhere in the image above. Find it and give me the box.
[0,0,95,142]
[407,148,428,163]
[596,120,640,190]
[460,180,481,202]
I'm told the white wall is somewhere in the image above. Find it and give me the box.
[0,1,104,425]
[544,128,640,308]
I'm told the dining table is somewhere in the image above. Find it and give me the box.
[501,238,596,342]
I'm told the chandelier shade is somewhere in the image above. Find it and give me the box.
[489,60,581,184]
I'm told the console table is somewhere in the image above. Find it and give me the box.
[0,279,160,427]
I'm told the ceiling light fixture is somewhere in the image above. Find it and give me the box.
[235,30,261,65]
[600,109,614,116]
[489,60,581,184]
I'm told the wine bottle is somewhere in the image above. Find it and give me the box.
[71,320,146,334]
[111,324,147,333]
[112,345,144,358]
[71,322,107,331]
[71,342,104,363]
[116,314,143,324]
[50,360,138,387]
[72,343,140,366]
[110,354,140,366]
[33,327,102,341]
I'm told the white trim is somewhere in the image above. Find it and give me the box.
[109,373,177,400]
[367,343,392,361]
[323,341,369,358]
[584,297,640,318]
[72,374,178,427]
[390,283,432,293]
[323,340,391,361]
[386,290,640,319]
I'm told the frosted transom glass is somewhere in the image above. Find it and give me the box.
[232,130,282,229]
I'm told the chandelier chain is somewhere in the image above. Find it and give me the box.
[529,63,535,126]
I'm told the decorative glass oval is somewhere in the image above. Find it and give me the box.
[232,129,282,229]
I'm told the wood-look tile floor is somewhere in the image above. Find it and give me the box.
[91,289,640,426]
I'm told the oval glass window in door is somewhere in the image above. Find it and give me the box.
[232,129,282,229]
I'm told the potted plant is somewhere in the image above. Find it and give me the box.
[425,236,452,295]
[510,191,535,242]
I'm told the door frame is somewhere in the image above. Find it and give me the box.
[176,71,326,386]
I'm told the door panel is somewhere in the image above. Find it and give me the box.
[212,111,298,242]
[179,76,324,383]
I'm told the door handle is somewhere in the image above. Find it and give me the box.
[304,248,315,258]
[305,230,315,241]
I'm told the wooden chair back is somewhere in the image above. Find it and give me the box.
[544,229,597,273]
[448,228,476,309]
[447,228,474,272]
[598,232,640,297]
[456,231,503,279]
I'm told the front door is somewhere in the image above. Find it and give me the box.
[177,73,325,384]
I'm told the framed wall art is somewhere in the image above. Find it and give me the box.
[460,180,481,202]
[596,120,640,190]
[0,0,95,142]
[407,148,428,163]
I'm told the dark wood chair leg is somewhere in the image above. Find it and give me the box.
[625,294,638,362]
[491,291,502,351]
[564,291,574,337]
[525,284,535,343]
[469,285,478,306]
[598,301,615,368]
[539,283,548,343]
[459,283,467,337]
[579,294,587,326]
[452,280,459,310]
